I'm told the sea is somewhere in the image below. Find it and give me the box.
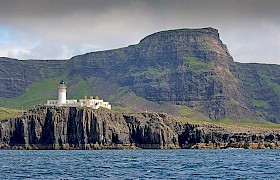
[0,149,279,179]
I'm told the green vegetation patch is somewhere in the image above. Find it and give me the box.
[177,105,280,129]
[225,68,231,75]
[107,87,130,101]
[266,79,280,96]
[256,110,268,117]
[182,55,211,73]
[178,114,280,129]
[251,99,269,108]
[179,106,194,116]
[178,115,212,125]
[233,77,239,83]
[0,76,68,110]
[178,106,212,124]
[217,116,280,128]
[68,78,93,100]
[183,56,206,66]
[228,100,239,108]
[0,107,23,120]
[258,72,280,96]
[111,106,133,113]
[131,67,171,78]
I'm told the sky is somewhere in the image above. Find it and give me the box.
[0,0,279,64]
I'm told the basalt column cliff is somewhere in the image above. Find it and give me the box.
[0,106,279,150]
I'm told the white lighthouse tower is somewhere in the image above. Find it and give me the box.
[58,80,67,105]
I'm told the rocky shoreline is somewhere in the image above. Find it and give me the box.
[0,105,279,150]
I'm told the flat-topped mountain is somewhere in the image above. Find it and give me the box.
[0,27,279,123]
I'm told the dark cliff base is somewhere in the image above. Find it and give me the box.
[0,106,279,150]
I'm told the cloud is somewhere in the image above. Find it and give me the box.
[0,0,279,64]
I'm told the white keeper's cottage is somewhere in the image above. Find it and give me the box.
[46,80,111,110]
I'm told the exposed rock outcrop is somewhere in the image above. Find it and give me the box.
[123,113,182,149]
[179,124,280,149]
[0,106,279,150]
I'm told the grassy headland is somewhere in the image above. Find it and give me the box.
[0,107,23,120]
[177,105,280,133]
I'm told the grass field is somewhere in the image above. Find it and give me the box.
[177,105,280,132]
[111,106,133,113]
[0,76,98,110]
[0,76,68,110]
[0,107,23,120]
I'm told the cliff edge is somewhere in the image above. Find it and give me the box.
[0,105,279,150]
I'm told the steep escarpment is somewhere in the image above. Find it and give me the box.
[236,63,280,123]
[0,28,279,123]
[66,28,254,120]
[0,106,279,150]
[0,58,67,98]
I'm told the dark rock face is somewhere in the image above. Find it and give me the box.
[236,63,280,123]
[0,106,279,150]
[0,106,181,149]
[179,124,280,149]
[124,113,182,149]
[0,28,279,123]
[0,106,132,149]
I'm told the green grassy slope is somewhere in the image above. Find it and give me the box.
[177,105,280,128]
[0,107,23,120]
[0,76,68,109]
[0,75,122,110]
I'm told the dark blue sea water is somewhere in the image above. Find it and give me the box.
[0,149,279,179]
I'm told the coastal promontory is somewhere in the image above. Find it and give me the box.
[0,105,279,150]
[1,28,280,149]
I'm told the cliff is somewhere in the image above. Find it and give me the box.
[236,63,280,123]
[0,106,279,150]
[0,27,280,123]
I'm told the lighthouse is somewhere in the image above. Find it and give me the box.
[58,80,67,105]
[46,81,111,109]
